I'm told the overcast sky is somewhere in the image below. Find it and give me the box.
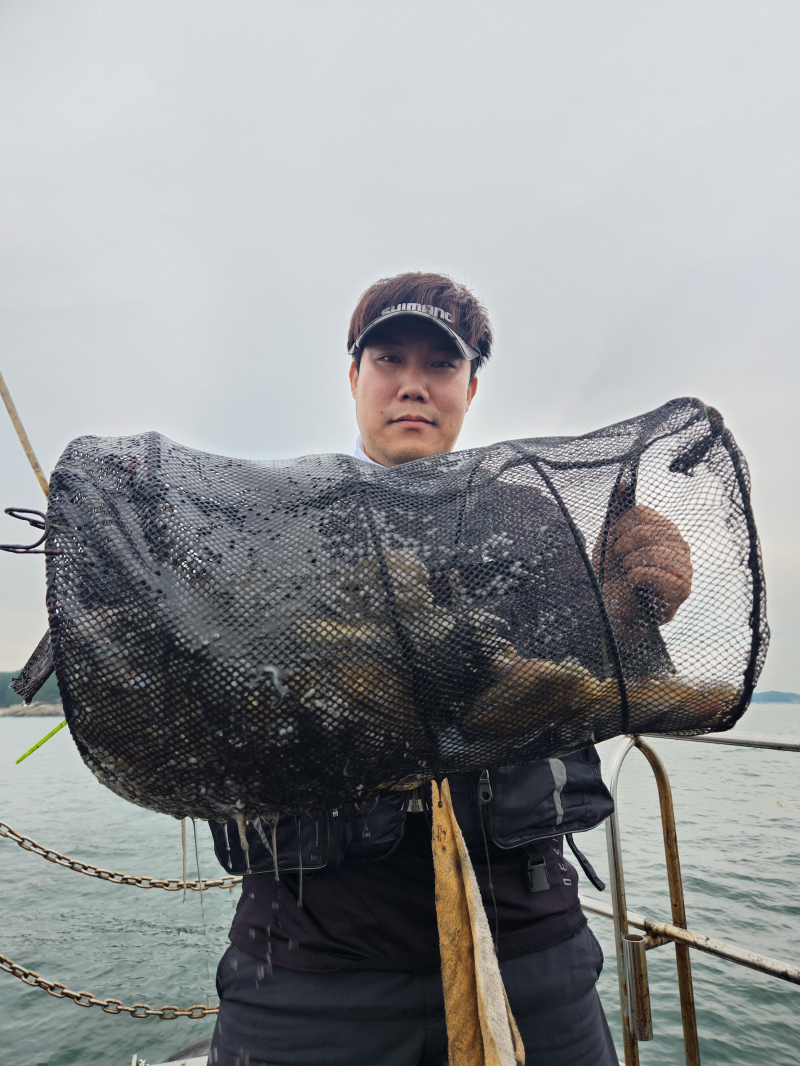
[1,1,798,692]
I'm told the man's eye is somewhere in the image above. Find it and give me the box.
[431,360,456,368]
[379,354,402,363]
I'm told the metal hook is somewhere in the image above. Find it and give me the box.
[0,508,59,554]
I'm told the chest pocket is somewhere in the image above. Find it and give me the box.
[487,747,613,849]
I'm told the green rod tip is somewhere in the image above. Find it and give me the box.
[15,718,67,764]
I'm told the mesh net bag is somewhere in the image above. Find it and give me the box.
[42,397,767,819]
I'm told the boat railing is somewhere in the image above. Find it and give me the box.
[581,730,800,1066]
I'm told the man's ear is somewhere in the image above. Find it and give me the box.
[349,359,358,399]
[465,373,478,411]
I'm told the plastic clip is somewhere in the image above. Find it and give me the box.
[523,843,550,893]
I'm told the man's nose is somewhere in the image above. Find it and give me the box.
[397,374,429,402]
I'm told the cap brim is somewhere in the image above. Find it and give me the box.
[350,309,480,363]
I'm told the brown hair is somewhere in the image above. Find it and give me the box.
[348,271,493,374]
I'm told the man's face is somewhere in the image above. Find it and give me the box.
[349,318,478,466]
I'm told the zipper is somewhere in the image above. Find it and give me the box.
[488,821,605,851]
[478,769,493,804]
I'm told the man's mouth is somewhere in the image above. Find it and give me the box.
[391,415,433,424]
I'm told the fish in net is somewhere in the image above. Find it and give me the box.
[23,396,766,820]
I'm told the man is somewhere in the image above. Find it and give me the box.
[209,272,692,1066]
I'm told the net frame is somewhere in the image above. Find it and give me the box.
[34,397,767,819]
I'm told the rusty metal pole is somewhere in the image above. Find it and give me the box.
[622,933,653,1041]
[604,736,640,1066]
[581,895,800,984]
[635,738,701,1066]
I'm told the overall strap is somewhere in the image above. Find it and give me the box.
[565,833,606,891]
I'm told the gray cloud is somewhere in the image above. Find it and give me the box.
[1,0,798,688]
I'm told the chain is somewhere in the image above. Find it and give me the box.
[0,819,241,892]
[0,377,223,1021]
[0,950,218,1018]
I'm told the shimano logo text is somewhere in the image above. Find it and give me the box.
[381,303,453,323]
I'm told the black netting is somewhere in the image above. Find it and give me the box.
[11,628,54,703]
[43,397,767,819]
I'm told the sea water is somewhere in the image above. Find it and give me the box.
[583,705,800,1065]
[0,706,798,1066]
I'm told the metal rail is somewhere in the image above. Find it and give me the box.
[580,898,800,984]
[644,730,800,753]
[593,731,800,1066]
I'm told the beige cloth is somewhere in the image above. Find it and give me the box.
[431,778,525,1066]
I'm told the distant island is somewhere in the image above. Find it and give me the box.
[0,702,63,717]
[751,691,800,704]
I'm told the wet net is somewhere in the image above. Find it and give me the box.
[40,397,767,819]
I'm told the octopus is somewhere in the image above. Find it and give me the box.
[286,548,741,755]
